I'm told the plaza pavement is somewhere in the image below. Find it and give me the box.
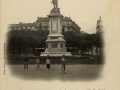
[8,64,103,81]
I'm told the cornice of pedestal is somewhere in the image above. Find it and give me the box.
[45,39,66,42]
[47,8,63,18]
[47,34,64,37]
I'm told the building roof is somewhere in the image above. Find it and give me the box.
[9,16,80,29]
[61,17,72,21]
[10,23,36,28]
[36,17,49,22]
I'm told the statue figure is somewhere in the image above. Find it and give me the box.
[51,0,58,8]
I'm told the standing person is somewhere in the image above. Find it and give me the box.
[61,55,66,74]
[46,55,51,70]
[36,58,40,70]
[23,56,29,70]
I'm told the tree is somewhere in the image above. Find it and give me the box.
[63,31,78,50]
[76,34,93,55]
[6,30,49,55]
[90,33,103,57]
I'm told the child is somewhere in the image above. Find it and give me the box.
[23,56,29,70]
[61,55,66,74]
[46,56,51,70]
[36,58,40,70]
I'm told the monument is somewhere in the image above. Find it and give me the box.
[51,0,58,8]
[40,0,71,56]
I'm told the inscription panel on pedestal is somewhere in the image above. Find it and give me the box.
[51,20,58,34]
[52,43,58,48]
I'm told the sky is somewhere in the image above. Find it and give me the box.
[1,0,114,34]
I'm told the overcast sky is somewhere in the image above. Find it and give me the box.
[1,0,113,34]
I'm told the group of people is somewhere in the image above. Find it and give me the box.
[23,55,67,74]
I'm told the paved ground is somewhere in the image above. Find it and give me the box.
[8,64,103,81]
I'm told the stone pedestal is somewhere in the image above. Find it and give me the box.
[40,8,71,56]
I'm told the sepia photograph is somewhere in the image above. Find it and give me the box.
[0,0,120,90]
[6,0,104,81]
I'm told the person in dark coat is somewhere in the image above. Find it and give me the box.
[46,55,51,70]
[36,58,40,70]
[23,56,29,70]
[61,55,66,74]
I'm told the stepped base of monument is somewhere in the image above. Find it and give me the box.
[40,52,71,56]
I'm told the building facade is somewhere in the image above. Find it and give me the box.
[9,16,81,34]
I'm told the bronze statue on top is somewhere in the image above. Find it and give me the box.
[51,0,58,8]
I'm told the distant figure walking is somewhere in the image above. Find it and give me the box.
[23,56,29,70]
[46,55,51,70]
[61,55,66,74]
[36,58,40,70]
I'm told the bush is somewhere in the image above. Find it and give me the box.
[6,54,103,65]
